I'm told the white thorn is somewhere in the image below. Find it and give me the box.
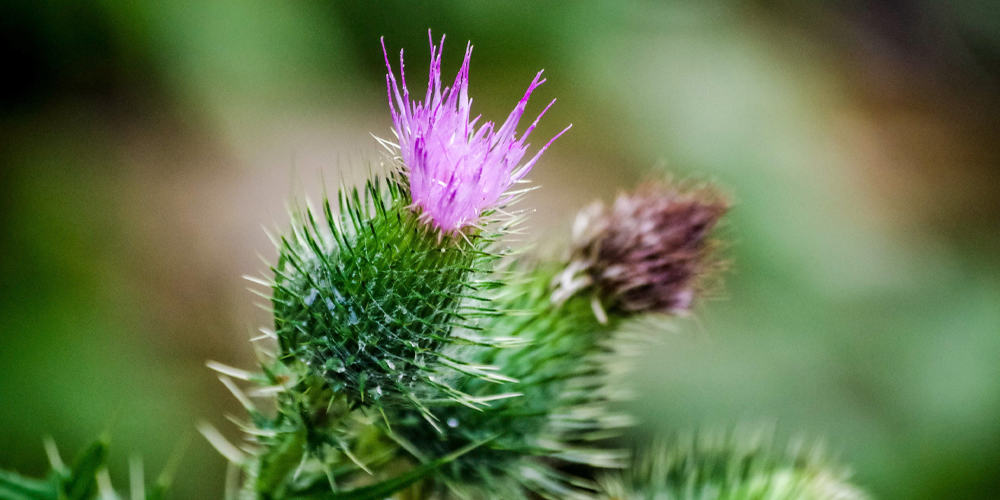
[206,361,253,381]
[97,468,118,500]
[198,422,246,464]
[591,295,609,325]
[248,385,287,398]
[242,274,272,287]
[129,456,145,500]
[224,461,240,500]
[43,436,65,471]
[219,376,255,411]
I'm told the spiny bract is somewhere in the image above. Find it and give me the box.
[271,177,500,409]
[598,430,869,500]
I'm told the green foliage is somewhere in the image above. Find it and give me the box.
[0,439,105,500]
[597,430,869,500]
[0,438,170,500]
[0,469,57,500]
[60,440,105,500]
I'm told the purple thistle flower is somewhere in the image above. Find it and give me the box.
[381,31,571,233]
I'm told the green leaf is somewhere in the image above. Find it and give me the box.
[60,439,107,500]
[0,469,57,500]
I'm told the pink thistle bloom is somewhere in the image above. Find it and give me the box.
[381,31,571,233]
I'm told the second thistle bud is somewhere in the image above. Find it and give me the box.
[557,183,727,316]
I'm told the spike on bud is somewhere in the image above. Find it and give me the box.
[563,183,727,315]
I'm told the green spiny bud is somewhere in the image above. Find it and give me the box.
[271,177,498,410]
[597,429,869,500]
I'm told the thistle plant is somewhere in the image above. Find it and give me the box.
[1,31,869,500]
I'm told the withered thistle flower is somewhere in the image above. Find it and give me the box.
[381,30,571,233]
[555,183,727,316]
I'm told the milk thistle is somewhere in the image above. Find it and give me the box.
[1,32,869,500]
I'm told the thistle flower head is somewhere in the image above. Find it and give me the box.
[381,31,570,233]
[565,183,727,315]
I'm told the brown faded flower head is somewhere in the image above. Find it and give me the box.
[567,183,727,315]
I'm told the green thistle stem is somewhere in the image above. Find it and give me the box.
[384,263,628,497]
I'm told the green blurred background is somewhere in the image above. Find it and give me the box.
[2,1,998,498]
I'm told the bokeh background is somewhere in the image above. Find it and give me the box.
[2,1,999,498]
